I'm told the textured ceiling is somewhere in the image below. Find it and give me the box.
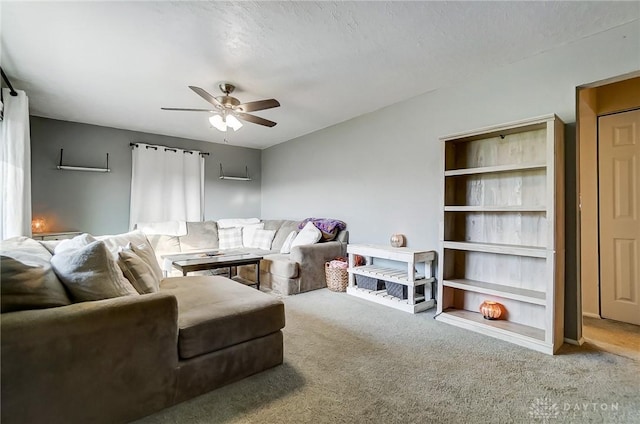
[2,1,638,149]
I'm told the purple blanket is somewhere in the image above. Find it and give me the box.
[299,218,346,234]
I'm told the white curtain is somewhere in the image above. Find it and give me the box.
[129,143,204,229]
[0,89,32,240]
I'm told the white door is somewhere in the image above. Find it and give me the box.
[599,109,640,325]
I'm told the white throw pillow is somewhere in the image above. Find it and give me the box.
[242,223,265,247]
[290,222,322,249]
[54,233,97,255]
[249,229,276,250]
[51,240,138,302]
[219,227,243,249]
[280,230,298,254]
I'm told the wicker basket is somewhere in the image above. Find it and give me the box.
[325,262,349,292]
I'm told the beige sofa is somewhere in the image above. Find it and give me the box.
[146,219,349,296]
[0,234,285,424]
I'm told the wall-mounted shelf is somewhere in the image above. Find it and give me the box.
[219,164,251,181]
[444,162,546,177]
[57,149,110,172]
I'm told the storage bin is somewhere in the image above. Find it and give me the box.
[385,282,425,300]
[385,281,408,299]
[355,274,385,291]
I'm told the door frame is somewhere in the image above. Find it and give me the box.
[577,72,640,343]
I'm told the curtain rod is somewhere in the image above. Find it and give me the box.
[0,68,18,97]
[129,142,210,156]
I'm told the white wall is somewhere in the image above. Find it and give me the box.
[262,21,639,249]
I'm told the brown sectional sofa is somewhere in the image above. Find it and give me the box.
[147,219,349,295]
[0,234,285,424]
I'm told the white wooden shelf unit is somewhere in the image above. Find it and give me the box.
[347,244,436,314]
[436,114,565,355]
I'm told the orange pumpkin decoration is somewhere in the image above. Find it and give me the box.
[479,301,505,320]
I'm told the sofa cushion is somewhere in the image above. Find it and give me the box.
[271,220,301,251]
[39,240,59,254]
[217,218,260,229]
[262,220,284,232]
[146,234,181,253]
[180,221,219,251]
[0,237,72,312]
[145,234,181,272]
[261,254,299,279]
[51,240,139,302]
[97,230,164,277]
[160,276,285,359]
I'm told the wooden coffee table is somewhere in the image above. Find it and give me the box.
[163,252,263,290]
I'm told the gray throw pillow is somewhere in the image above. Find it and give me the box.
[130,242,164,281]
[51,240,138,302]
[117,248,160,294]
[0,237,72,312]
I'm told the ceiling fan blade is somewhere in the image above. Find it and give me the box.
[161,107,215,112]
[189,86,223,108]
[236,112,277,127]
[236,99,280,113]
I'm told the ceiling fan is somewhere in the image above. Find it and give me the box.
[162,83,280,132]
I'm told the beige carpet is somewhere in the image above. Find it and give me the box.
[135,289,640,424]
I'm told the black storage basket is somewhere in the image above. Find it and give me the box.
[355,274,385,291]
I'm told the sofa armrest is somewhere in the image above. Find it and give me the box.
[290,240,347,292]
[1,293,179,424]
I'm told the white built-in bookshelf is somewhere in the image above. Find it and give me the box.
[436,114,565,354]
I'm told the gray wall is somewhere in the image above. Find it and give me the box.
[261,21,639,340]
[30,117,261,235]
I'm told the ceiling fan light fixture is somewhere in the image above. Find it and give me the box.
[209,114,227,132]
[226,114,243,131]
[165,84,279,130]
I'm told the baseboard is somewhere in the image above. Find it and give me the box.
[582,312,601,319]
[564,337,584,346]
